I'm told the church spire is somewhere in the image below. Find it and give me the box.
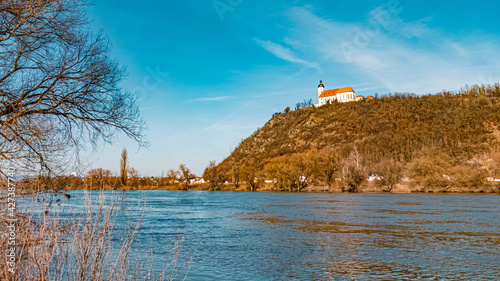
[318,80,325,102]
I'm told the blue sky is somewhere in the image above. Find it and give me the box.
[84,0,500,176]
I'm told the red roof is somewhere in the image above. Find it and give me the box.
[319,87,354,98]
[366,95,374,99]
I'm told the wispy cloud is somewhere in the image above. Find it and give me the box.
[281,5,500,94]
[255,38,316,68]
[185,100,256,143]
[187,96,235,102]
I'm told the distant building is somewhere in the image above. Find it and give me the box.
[368,173,381,182]
[317,80,370,106]
[195,177,206,184]
[401,177,411,183]
[487,177,500,182]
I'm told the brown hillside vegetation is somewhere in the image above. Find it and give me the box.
[213,84,500,193]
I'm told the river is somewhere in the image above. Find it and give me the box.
[60,191,499,280]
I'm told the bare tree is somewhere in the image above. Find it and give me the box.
[127,167,140,188]
[227,156,240,188]
[119,148,128,186]
[165,168,179,186]
[287,152,314,192]
[375,159,403,192]
[203,160,228,190]
[264,157,287,191]
[0,0,146,176]
[341,146,365,192]
[299,99,313,108]
[87,168,112,189]
[178,164,195,190]
[313,148,340,189]
[241,164,263,192]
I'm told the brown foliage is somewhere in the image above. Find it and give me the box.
[203,161,228,190]
[374,159,403,192]
[341,147,365,192]
[264,152,314,192]
[241,163,264,191]
[311,148,340,188]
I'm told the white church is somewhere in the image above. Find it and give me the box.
[317,80,370,106]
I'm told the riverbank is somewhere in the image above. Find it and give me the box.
[68,182,500,194]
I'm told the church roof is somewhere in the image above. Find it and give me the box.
[319,87,354,98]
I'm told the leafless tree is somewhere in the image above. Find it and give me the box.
[0,0,146,176]
[241,163,263,192]
[87,168,112,189]
[287,152,313,192]
[178,164,195,190]
[127,167,140,188]
[313,148,340,189]
[341,146,365,192]
[203,160,228,190]
[375,158,403,192]
[300,98,313,108]
[165,168,179,186]
[227,156,240,188]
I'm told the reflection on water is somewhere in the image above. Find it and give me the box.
[60,191,499,280]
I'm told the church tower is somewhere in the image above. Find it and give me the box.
[318,80,325,100]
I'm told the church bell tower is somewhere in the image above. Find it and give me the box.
[318,80,325,99]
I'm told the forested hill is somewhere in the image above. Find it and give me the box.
[213,84,500,192]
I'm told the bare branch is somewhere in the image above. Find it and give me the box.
[0,0,147,176]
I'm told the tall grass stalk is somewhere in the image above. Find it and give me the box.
[1,190,190,280]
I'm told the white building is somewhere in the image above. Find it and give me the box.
[368,173,381,182]
[317,80,371,106]
[195,177,206,184]
[487,177,500,182]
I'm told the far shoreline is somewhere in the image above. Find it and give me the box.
[62,186,500,195]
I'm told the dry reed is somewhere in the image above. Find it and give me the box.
[0,190,190,281]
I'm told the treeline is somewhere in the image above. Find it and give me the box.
[14,163,203,191]
[9,148,205,191]
[211,83,500,192]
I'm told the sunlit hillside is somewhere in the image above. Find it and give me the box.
[215,84,500,192]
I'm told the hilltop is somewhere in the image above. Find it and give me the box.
[210,84,500,193]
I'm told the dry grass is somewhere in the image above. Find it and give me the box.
[0,190,190,281]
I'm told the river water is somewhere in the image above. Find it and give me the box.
[61,191,499,280]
